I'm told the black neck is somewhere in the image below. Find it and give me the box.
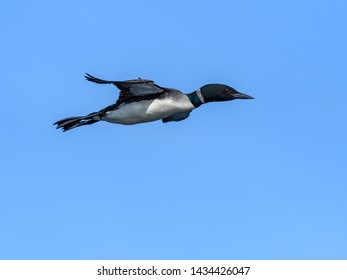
[187,91,203,108]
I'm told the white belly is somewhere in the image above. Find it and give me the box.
[102,96,194,125]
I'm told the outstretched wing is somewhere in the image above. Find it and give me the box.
[85,73,165,102]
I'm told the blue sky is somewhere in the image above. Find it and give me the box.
[1,0,346,259]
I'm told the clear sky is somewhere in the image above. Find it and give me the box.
[1,0,346,259]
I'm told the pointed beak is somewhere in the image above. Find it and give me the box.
[234,92,254,99]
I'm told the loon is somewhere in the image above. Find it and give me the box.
[54,73,254,131]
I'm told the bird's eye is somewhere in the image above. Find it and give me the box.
[225,88,231,93]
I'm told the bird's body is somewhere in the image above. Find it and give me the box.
[54,74,253,131]
[103,91,194,125]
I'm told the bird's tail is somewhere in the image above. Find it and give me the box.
[54,112,100,132]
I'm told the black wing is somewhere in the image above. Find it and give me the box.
[85,73,165,98]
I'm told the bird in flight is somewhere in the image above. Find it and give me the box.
[54,73,254,131]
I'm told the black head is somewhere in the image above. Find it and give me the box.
[200,84,254,103]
